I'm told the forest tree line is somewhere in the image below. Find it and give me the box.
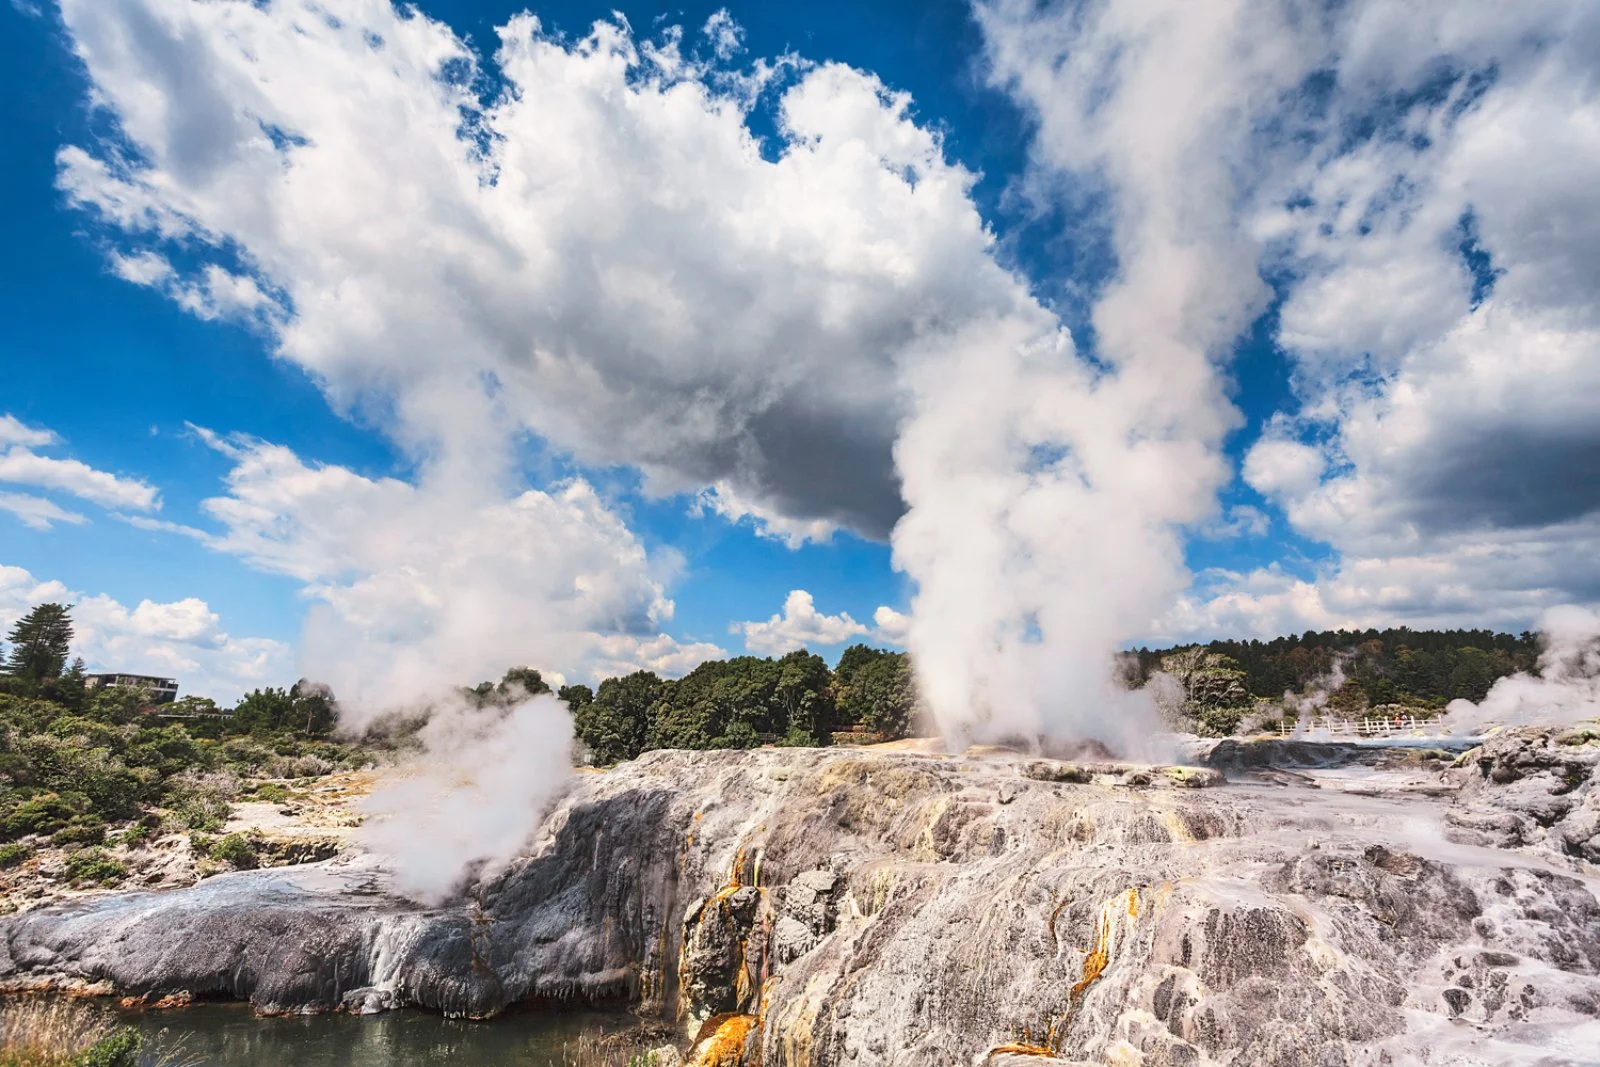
[1126,627,1538,735]
[537,644,917,765]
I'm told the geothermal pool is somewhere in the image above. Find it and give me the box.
[127,1004,630,1066]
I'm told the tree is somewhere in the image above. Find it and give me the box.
[558,684,594,710]
[467,666,553,708]
[228,687,296,735]
[291,680,337,736]
[574,671,663,765]
[1159,647,1251,736]
[851,653,918,740]
[53,658,88,713]
[834,644,882,689]
[5,603,74,683]
[773,650,833,745]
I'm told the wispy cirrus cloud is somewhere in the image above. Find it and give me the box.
[0,414,160,526]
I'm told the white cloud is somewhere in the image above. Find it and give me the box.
[1197,504,1271,542]
[692,482,839,548]
[732,590,911,656]
[1242,429,1326,504]
[702,10,744,61]
[162,430,714,714]
[110,251,275,323]
[55,0,1037,541]
[733,589,871,656]
[0,416,57,449]
[983,0,1600,645]
[0,492,88,531]
[0,564,290,702]
[0,448,158,512]
[587,632,729,680]
[0,415,160,520]
[871,605,910,645]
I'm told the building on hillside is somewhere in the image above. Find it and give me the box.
[83,673,179,704]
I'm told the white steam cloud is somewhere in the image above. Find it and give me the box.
[360,691,575,903]
[892,0,1317,749]
[1445,606,1600,735]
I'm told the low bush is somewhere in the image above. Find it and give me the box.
[0,843,30,869]
[49,818,106,848]
[251,782,290,804]
[62,849,126,887]
[208,833,258,870]
[116,824,151,849]
[0,793,83,842]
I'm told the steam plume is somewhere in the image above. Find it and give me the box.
[1445,606,1600,735]
[359,691,575,903]
[892,0,1316,750]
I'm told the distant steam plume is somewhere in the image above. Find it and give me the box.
[1445,606,1600,735]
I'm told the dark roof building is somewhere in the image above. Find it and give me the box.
[83,673,179,704]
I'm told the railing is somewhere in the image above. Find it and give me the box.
[1277,715,1440,739]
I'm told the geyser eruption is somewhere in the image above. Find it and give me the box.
[892,0,1313,750]
[891,321,1228,754]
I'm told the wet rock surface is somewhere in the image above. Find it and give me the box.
[0,730,1597,1065]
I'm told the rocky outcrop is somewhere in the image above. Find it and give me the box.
[1447,724,1600,863]
[1,732,1597,1065]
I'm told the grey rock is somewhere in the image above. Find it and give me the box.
[0,733,1596,1065]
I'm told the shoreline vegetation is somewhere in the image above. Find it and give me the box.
[0,999,161,1067]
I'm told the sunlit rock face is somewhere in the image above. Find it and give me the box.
[1,731,1598,1066]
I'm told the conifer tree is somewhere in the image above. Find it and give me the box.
[5,603,74,682]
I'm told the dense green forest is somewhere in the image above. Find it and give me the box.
[1126,627,1538,735]
[567,644,916,765]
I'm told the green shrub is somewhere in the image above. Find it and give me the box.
[174,801,226,832]
[71,1029,140,1067]
[0,793,85,841]
[252,782,290,804]
[0,843,30,869]
[50,818,106,848]
[188,831,213,856]
[209,833,258,870]
[63,849,126,887]
[117,824,151,849]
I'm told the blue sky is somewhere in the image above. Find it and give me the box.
[2,0,1596,710]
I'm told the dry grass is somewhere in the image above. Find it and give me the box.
[560,1029,677,1067]
[0,998,197,1067]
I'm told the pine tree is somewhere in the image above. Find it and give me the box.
[5,603,75,682]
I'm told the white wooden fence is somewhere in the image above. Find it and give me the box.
[1278,715,1439,739]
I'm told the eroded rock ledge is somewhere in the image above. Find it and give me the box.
[1,730,1598,1066]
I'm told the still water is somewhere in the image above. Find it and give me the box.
[126,1004,632,1067]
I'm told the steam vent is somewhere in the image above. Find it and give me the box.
[3,729,1597,1065]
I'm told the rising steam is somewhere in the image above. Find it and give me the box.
[358,690,574,903]
[891,0,1309,752]
[1444,606,1600,735]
